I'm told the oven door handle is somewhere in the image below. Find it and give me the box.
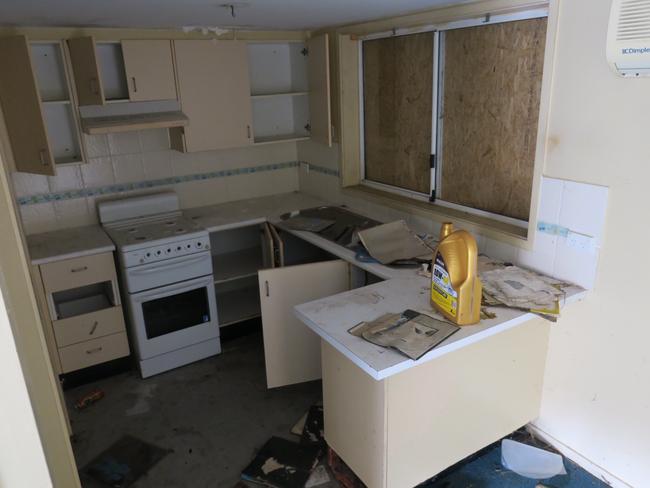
[130,254,209,276]
[132,277,212,303]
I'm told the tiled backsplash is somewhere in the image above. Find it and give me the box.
[296,143,609,290]
[13,129,300,234]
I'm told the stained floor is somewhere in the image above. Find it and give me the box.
[65,328,609,488]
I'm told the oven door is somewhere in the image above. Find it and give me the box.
[127,275,219,361]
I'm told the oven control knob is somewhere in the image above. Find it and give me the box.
[196,241,203,248]
[176,246,182,252]
[155,250,162,256]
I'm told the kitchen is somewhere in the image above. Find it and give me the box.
[0,1,644,487]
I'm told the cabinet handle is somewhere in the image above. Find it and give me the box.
[265,280,269,297]
[131,76,137,93]
[89,321,99,335]
[86,346,102,355]
[90,77,99,95]
[247,125,251,139]
[39,149,48,167]
[70,266,88,273]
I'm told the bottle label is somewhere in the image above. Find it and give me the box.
[431,252,458,317]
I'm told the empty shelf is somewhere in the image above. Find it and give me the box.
[251,91,309,99]
[253,134,310,145]
[212,247,264,284]
[56,293,112,320]
[81,110,189,135]
[216,286,261,327]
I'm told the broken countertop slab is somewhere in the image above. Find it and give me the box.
[294,276,587,381]
[26,224,115,265]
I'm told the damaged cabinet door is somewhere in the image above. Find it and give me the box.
[259,260,350,389]
[307,33,332,147]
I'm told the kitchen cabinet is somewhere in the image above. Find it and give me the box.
[33,251,129,375]
[247,34,332,146]
[0,36,84,175]
[259,260,351,388]
[67,36,105,105]
[172,40,254,152]
[121,40,177,101]
[68,38,178,104]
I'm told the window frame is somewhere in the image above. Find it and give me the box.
[357,8,549,229]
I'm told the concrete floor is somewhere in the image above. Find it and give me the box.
[67,329,324,487]
[66,328,609,488]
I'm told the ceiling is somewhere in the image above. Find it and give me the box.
[0,0,467,31]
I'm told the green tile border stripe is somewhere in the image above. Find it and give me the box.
[16,160,340,206]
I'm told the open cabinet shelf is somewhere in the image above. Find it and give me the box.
[216,283,261,327]
[212,246,264,284]
[251,91,308,100]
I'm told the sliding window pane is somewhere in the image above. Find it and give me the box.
[363,32,433,194]
[439,17,547,220]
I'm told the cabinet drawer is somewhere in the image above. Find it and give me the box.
[41,252,115,293]
[53,306,125,348]
[58,331,130,373]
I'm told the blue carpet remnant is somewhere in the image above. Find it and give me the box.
[419,435,609,488]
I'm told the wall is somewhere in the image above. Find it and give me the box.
[14,130,300,234]
[533,0,648,486]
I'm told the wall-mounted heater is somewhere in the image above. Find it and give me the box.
[607,0,650,76]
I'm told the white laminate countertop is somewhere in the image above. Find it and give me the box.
[295,278,587,381]
[184,191,415,280]
[27,225,115,266]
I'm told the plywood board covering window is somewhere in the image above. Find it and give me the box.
[440,18,547,221]
[363,32,433,194]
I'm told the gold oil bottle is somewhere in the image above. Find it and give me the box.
[430,222,482,325]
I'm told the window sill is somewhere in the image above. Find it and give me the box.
[343,184,531,247]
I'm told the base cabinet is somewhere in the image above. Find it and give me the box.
[321,318,550,488]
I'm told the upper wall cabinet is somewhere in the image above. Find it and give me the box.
[121,40,177,101]
[0,36,85,175]
[247,34,332,147]
[172,40,254,152]
[67,37,177,105]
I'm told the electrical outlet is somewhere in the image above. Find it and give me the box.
[566,231,597,255]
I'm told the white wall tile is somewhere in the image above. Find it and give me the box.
[83,134,110,158]
[559,180,608,240]
[81,157,114,187]
[483,238,519,263]
[19,202,57,234]
[176,178,228,209]
[142,151,174,180]
[47,165,82,192]
[518,232,557,274]
[553,240,599,289]
[139,129,170,152]
[538,177,564,224]
[11,172,49,198]
[107,132,141,155]
[112,154,145,184]
[53,199,94,229]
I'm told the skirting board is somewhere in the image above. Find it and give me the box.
[526,423,632,488]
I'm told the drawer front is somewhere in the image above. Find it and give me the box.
[41,252,116,293]
[58,332,130,373]
[53,306,125,348]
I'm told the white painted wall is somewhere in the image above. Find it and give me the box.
[0,288,52,487]
[533,1,649,486]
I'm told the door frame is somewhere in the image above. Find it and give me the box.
[0,112,81,486]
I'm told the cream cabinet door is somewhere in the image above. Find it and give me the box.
[0,35,55,175]
[308,33,332,147]
[67,36,105,106]
[259,260,350,389]
[173,40,254,151]
[122,40,177,101]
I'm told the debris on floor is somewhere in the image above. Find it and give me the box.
[74,388,105,410]
[80,435,171,488]
[241,436,321,488]
[305,464,331,487]
[501,439,567,479]
[291,412,308,436]
[301,404,324,446]
[327,447,365,488]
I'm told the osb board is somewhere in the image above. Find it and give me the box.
[363,32,433,194]
[440,17,547,221]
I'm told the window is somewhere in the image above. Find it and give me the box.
[360,12,548,224]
